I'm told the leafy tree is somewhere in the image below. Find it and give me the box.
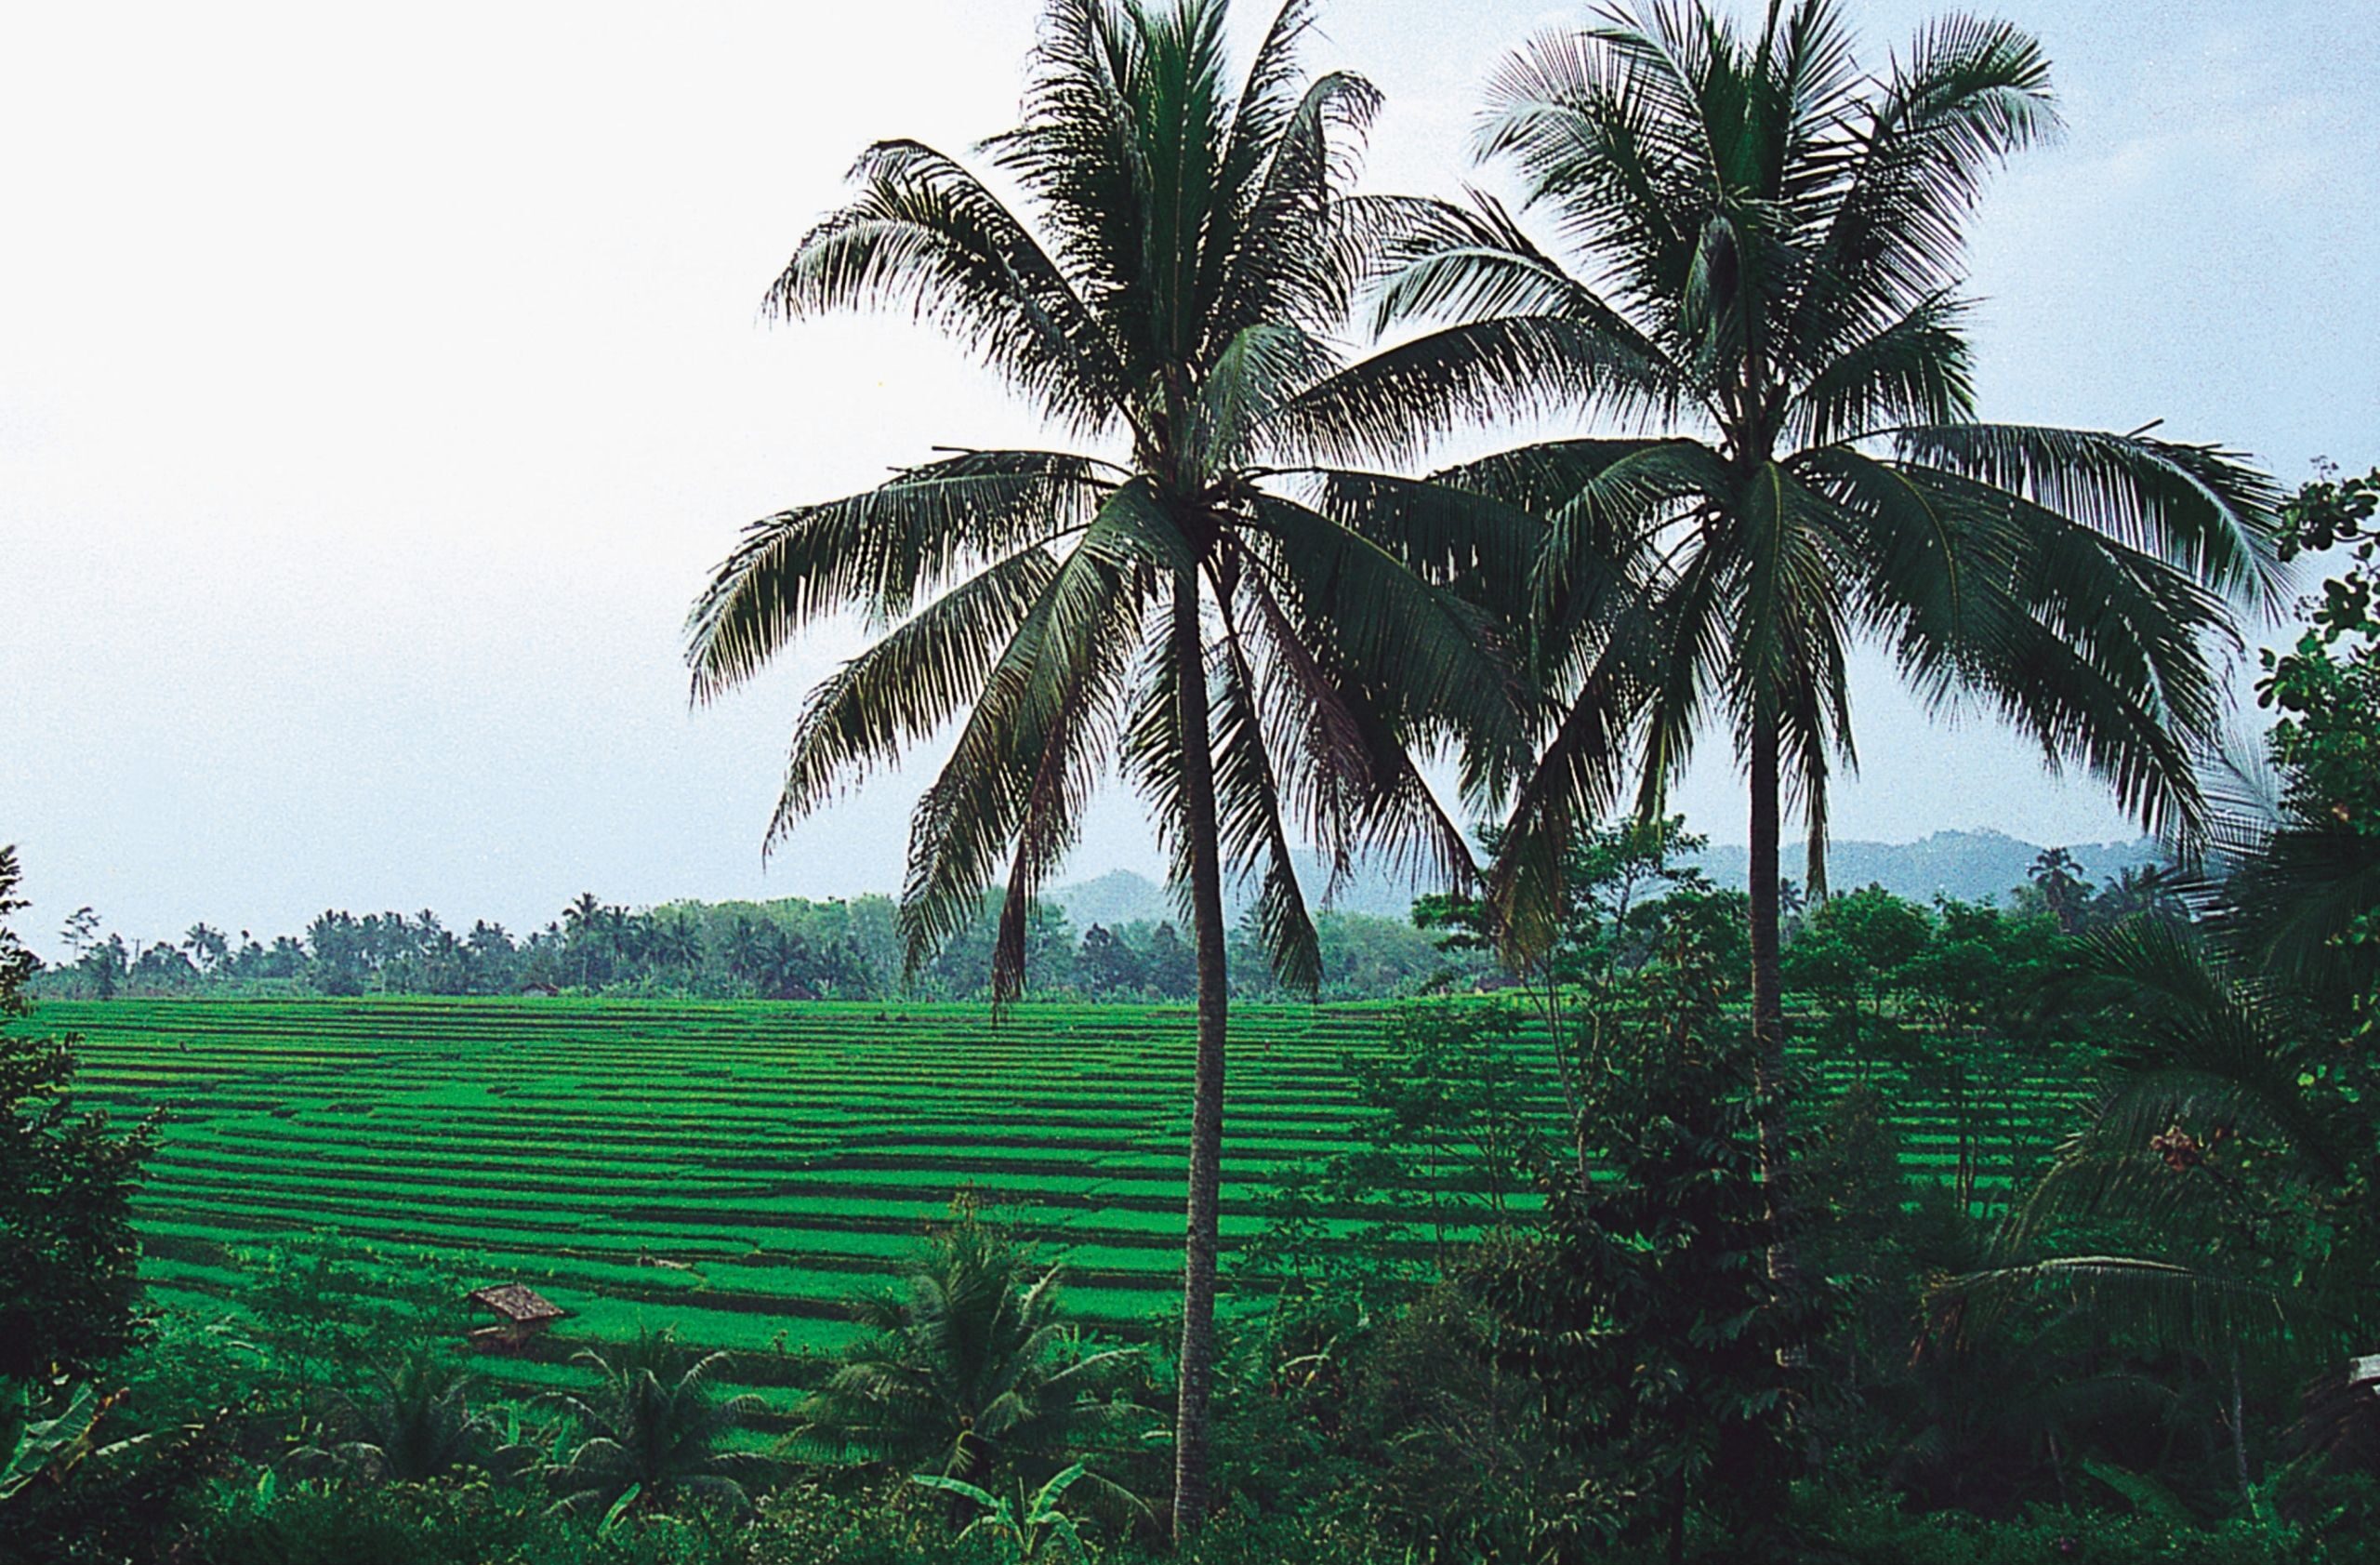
[1897,896,2071,1212]
[1418,816,1744,1171]
[231,1232,474,1412]
[76,935,126,1001]
[1142,922,1197,1001]
[1347,0,2279,1312]
[0,846,159,1381]
[1466,879,1832,1562]
[1339,1001,1543,1259]
[1779,883,1930,1074]
[681,0,1523,1530]
[126,942,198,992]
[304,910,371,996]
[2240,463,2380,1038]
[1076,924,1146,996]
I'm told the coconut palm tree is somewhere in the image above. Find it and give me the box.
[1311,0,2281,1294]
[289,1353,535,1485]
[2027,846,2087,934]
[797,1201,1149,1516]
[685,0,1523,1532]
[543,1332,768,1518]
[1927,916,2375,1503]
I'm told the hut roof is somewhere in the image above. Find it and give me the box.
[468,1283,567,1323]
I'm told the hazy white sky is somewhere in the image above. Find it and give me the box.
[3,0,2373,958]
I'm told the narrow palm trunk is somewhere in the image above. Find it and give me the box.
[1170,566,1228,1542]
[1748,709,1801,1306]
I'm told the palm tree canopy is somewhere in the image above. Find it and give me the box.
[1934,919,2368,1372]
[796,1208,1149,1492]
[544,1333,769,1517]
[686,0,1532,997]
[1302,0,2282,952]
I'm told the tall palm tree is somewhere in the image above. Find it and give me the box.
[684,0,1521,1532]
[1310,0,2282,1293]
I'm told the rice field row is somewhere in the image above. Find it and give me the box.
[20,996,2093,1412]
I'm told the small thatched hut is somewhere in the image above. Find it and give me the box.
[466,1283,567,1352]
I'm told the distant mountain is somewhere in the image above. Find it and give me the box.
[1049,851,1435,931]
[1048,829,2167,925]
[1681,829,2164,907]
[1051,869,1177,929]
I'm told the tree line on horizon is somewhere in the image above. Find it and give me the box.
[29,839,2153,1006]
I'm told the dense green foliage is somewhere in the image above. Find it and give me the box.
[0,845,158,1382]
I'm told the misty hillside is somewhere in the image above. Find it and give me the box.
[1681,829,2162,905]
[1048,830,2166,927]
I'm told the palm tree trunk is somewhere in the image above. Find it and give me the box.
[1748,708,1802,1306]
[1170,565,1228,1542]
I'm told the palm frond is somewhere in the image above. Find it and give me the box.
[767,546,1062,845]
[1890,422,2285,609]
[1245,492,1524,801]
[1931,1255,2304,1365]
[1789,291,1975,446]
[771,140,1129,431]
[687,450,1115,701]
[1793,14,2059,356]
[1205,68,1382,351]
[1211,595,1321,992]
[1280,315,1681,470]
[899,484,1179,978]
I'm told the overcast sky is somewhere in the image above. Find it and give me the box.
[2,0,2373,958]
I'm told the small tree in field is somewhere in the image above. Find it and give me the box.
[0,846,159,1381]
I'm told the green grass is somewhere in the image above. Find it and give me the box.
[19,994,2093,1407]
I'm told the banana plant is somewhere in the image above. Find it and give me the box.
[0,1381,153,1505]
[911,1461,1093,1562]
[0,1383,99,1504]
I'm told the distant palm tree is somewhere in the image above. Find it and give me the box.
[685,0,1521,1531]
[181,923,228,977]
[2092,862,2180,925]
[645,912,703,976]
[543,1332,767,1518]
[2028,847,2088,934]
[559,894,618,988]
[1327,0,2281,1297]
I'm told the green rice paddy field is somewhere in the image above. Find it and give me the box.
[21,996,2093,1418]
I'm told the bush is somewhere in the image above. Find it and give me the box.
[1783,1489,2311,1565]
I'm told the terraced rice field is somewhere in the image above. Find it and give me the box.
[23,996,2095,1416]
[31,998,1479,1411]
